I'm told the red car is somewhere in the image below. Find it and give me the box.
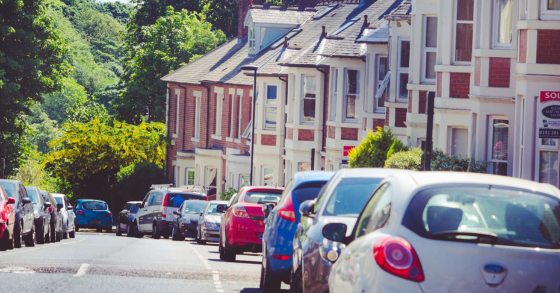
[0,184,15,250]
[218,186,284,262]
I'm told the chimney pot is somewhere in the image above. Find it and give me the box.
[362,15,370,28]
[321,25,326,37]
[283,37,289,48]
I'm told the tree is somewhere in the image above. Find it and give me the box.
[67,100,111,124]
[348,127,406,168]
[116,6,227,124]
[27,106,62,154]
[0,0,71,176]
[112,162,166,211]
[201,0,238,39]
[385,148,423,171]
[9,148,60,192]
[41,77,88,124]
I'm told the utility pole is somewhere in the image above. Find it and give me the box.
[424,92,435,171]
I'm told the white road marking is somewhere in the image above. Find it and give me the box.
[0,267,35,274]
[74,263,90,277]
[186,242,225,293]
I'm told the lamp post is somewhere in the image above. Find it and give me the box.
[241,64,259,186]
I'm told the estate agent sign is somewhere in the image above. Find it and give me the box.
[539,91,560,139]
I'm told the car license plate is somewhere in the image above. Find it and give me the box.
[259,234,263,241]
[89,221,101,224]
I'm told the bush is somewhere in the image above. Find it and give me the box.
[348,126,407,168]
[112,162,166,211]
[385,148,423,171]
[220,187,237,201]
[430,149,488,173]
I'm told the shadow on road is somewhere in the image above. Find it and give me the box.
[208,258,261,265]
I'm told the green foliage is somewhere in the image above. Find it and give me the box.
[41,77,88,124]
[112,162,166,212]
[67,100,111,124]
[348,126,401,168]
[96,2,135,25]
[116,7,227,124]
[9,149,61,192]
[220,187,238,201]
[430,149,489,173]
[0,0,71,176]
[27,106,62,154]
[201,0,238,39]
[386,138,408,160]
[385,148,423,171]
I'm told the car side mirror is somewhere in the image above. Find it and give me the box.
[44,202,52,208]
[216,204,227,213]
[199,212,203,216]
[22,198,32,205]
[173,211,181,216]
[57,203,64,210]
[7,197,15,204]
[299,200,316,218]
[322,223,347,242]
[67,205,73,210]
[121,209,128,214]
[262,203,273,218]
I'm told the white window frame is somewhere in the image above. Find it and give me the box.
[261,166,274,186]
[541,0,560,20]
[343,69,360,122]
[185,168,195,185]
[237,94,243,139]
[229,172,234,188]
[229,94,235,138]
[397,39,410,101]
[375,55,388,112]
[421,16,438,83]
[249,24,258,55]
[264,84,278,130]
[239,174,250,187]
[194,94,201,139]
[215,93,223,136]
[330,68,338,121]
[175,94,180,135]
[492,0,514,49]
[453,0,474,64]
[301,75,316,125]
[487,116,509,175]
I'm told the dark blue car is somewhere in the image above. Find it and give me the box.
[260,171,334,292]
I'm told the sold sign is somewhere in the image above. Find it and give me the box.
[541,91,560,103]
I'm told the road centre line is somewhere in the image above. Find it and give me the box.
[186,242,223,293]
[74,263,90,277]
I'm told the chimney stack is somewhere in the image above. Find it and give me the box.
[321,25,327,38]
[362,15,370,28]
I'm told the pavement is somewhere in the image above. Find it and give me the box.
[0,231,289,293]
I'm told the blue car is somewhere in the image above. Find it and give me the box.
[260,171,335,292]
[73,199,113,232]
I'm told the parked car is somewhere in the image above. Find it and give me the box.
[291,169,409,293]
[260,171,335,291]
[328,172,560,293]
[171,200,208,241]
[135,186,207,239]
[218,186,284,262]
[195,200,227,244]
[25,186,52,244]
[115,201,141,237]
[52,193,76,239]
[40,190,63,242]
[0,184,15,250]
[0,180,35,248]
[74,199,113,233]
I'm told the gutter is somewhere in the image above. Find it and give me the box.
[178,84,188,151]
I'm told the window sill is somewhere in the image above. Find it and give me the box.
[234,138,241,144]
[226,137,234,142]
[191,137,200,143]
[172,134,178,138]
[211,134,222,140]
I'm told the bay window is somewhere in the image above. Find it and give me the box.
[398,39,410,101]
[302,75,316,124]
[265,85,278,130]
[423,17,437,82]
[375,56,388,112]
[494,0,513,47]
[488,117,509,176]
[330,68,338,121]
[344,69,360,120]
[455,0,474,62]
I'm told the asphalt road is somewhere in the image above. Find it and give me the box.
[0,231,289,293]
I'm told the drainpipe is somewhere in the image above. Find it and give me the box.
[279,76,288,185]
[201,83,211,149]
[165,85,172,179]
[317,67,328,157]
[178,84,188,151]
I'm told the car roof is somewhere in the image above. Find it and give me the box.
[51,193,66,197]
[75,199,107,202]
[126,201,142,204]
[336,168,412,178]
[24,186,39,190]
[209,200,228,204]
[291,171,335,186]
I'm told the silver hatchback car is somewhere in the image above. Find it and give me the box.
[328,172,560,293]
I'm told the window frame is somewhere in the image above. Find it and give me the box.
[375,55,388,112]
[185,168,195,185]
[487,116,509,175]
[249,25,258,54]
[194,95,201,139]
[421,16,438,83]
[397,39,410,101]
[301,75,317,125]
[237,95,243,139]
[492,0,514,49]
[343,68,360,122]
[239,174,250,188]
[229,94,235,137]
[541,0,560,20]
[448,126,469,156]
[264,84,278,130]
[215,93,223,136]
[175,93,180,135]
[330,68,338,121]
[453,0,474,64]
[262,166,274,186]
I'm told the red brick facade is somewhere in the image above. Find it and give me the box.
[537,30,560,65]
[298,129,314,141]
[418,91,427,114]
[373,118,384,129]
[474,57,481,86]
[328,126,335,139]
[407,90,412,113]
[287,128,293,140]
[395,108,406,127]
[488,57,511,88]
[449,73,470,99]
[261,134,276,146]
[341,127,358,140]
[519,29,527,63]
[436,72,442,97]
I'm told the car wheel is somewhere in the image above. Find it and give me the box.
[152,223,160,239]
[134,224,142,238]
[116,224,122,236]
[69,224,75,238]
[223,232,236,262]
[219,236,225,260]
[63,223,69,239]
[290,266,304,293]
[50,222,56,243]
[126,223,133,237]
[261,252,281,292]
[45,222,50,244]
[36,221,45,244]
[24,223,35,247]
[0,229,10,251]
[13,223,22,248]
[197,229,206,245]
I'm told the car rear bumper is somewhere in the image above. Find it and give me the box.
[156,220,174,234]
[200,227,220,242]
[76,216,113,228]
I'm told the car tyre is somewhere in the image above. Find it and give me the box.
[126,223,133,237]
[261,252,281,292]
[0,229,12,251]
[152,223,160,239]
[219,236,225,260]
[116,224,122,236]
[24,223,35,247]
[45,222,50,244]
[14,223,22,248]
[63,223,69,239]
[223,232,236,262]
[50,222,56,243]
[36,221,45,244]
[196,229,206,245]
[69,224,75,238]
[290,267,304,293]
[134,224,142,238]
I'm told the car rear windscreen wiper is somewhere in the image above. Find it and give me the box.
[432,231,498,244]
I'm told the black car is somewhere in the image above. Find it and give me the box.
[171,200,209,241]
[116,201,141,237]
[40,190,63,242]
[0,180,36,248]
[25,186,52,244]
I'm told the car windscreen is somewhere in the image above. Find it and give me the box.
[167,193,205,207]
[293,182,328,204]
[402,186,560,249]
[129,204,140,213]
[24,188,40,204]
[243,191,283,204]
[54,197,63,204]
[0,182,16,199]
[82,201,107,210]
[183,201,208,214]
[206,203,224,215]
[322,177,382,217]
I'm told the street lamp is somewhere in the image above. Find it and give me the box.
[241,64,259,186]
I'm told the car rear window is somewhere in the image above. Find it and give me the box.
[402,186,560,249]
[183,201,208,213]
[167,193,206,207]
[24,188,40,204]
[0,182,16,199]
[83,201,107,210]
[54,197,63,204]
[322,177,382,217]
[243,190,282,204]
[129,204,140,214]
[293,182,327,204]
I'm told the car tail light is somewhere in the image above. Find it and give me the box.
[232,205,250,218]
[107,211,112,217]
[278,194,296,223]
[77,210,84,216]
[272,254,291,261]
[49,207,53,213]
[162,194,168,218]
[373,236,424,282]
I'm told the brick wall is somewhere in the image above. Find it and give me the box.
[328,126,335,139]
[298,129,314,141]
[419,91,427,114]
[395,108,406,127]
[449,73,470,99]
[341,127,358,140]
[261,134,276,146]
[407,91,412,113]
[489,57,511,88]
[537,30,560,64]
[474,57,481,86]
[385,109,390,126]
[373,118,384,129]
[287,128,293,140]
[519,29,527,63]
[436,72,442,97]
